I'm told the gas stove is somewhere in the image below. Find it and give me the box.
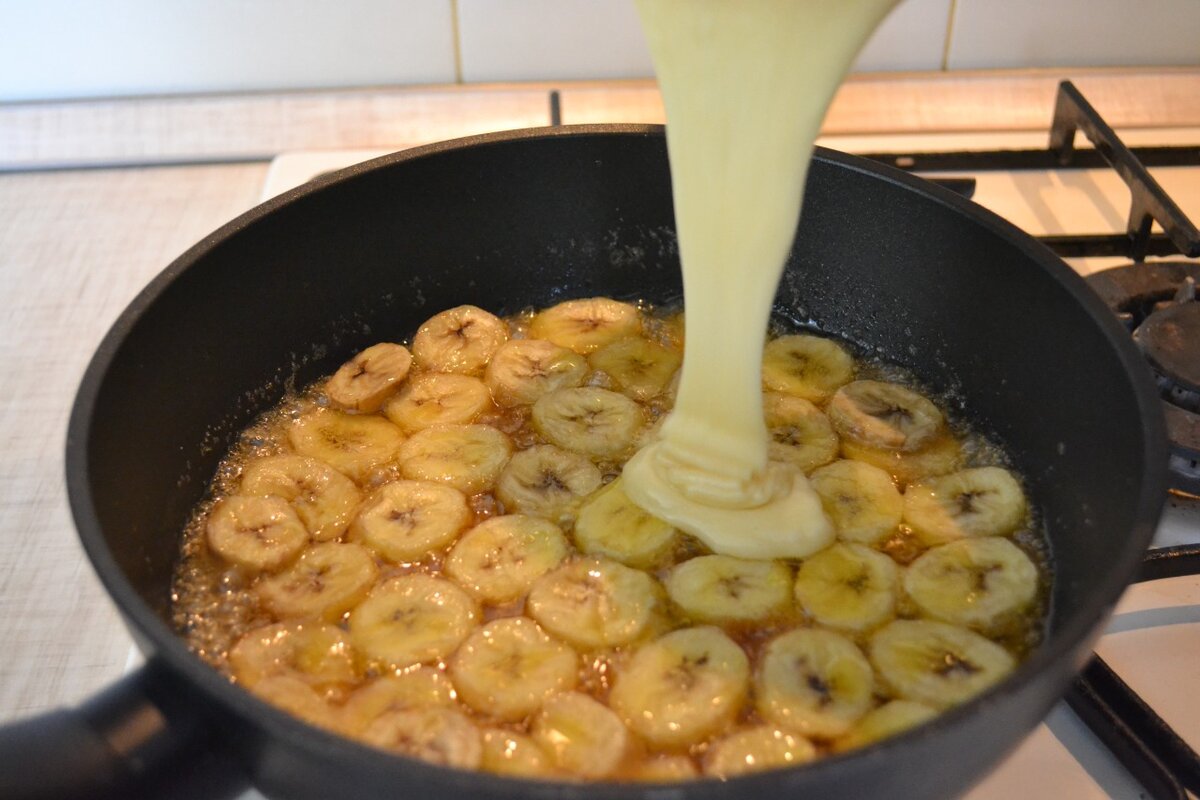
[228,82,1199,800]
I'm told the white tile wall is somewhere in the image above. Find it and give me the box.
[947,0,1200,70]
[0,0,456,102]
[855,0,953,72]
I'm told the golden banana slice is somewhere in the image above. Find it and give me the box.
[494,444,602,524]
[350,480,471,563]
[206,495,308,572]
[398,423,512,495]
[256,541,379,622]
[340,669,457,736]
[841,433,963,486]
[755,628,874,738]
[793,543,898,633]
[526,556,661,650]
[831,699,938,753]
[903,466,1027,545]
[761,334,854,402]
[444,514,570,605]
[324,342,413,413]
[869,619,1016,709]
[763,392,839,473]
[809,459,903,545]
[531,387,645,459]
[573,477,677,569]
[411,304,509,375]
[664,555,793,624]
[904,537,1039,632]
[531,692,630,779]
[828,380,944,452]
[484,339,589,407]
[348,574,479,670]
[528,297,643,354]
[361,707,483,769]
[480,729,555,778]
[250,675,342,733]
[449,617,578,722]
[228,620,359,689]
[609,626,749,749]
[628,756,699,782]
[703,726,817,778]
[382,373,493,433]
[588,336,681,401]
[240,454,362,542]
[287,408,406,484]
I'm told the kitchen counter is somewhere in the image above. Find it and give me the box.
[1,69,1197,794]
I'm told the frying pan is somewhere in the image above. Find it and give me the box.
[0,126,1166,799]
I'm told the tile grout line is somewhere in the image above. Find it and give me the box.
[940,0,959,71]
[450,0,464,84]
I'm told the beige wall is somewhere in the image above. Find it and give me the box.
[2,0,1198,102]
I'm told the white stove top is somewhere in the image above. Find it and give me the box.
[213,136,1200,799]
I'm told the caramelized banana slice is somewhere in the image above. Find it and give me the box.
[480,729,555,778]
[398,423,512,495]
[349,574,479,670]
[704,726,817,778]
[256,542,378,622]
[763,392,839,473]
[664,555,794,624]
[362,707,483,769]
[325,342,413,413]
[532,692,630,779]
[841,433,963,486]
[526,556,660,650]
[207,495,308,572]
[903,537,1039,632]
[809,459,903,545]
[832,700,938,753]
[903,467,1028,545]
[449,617,578,722]
[250,675,342,732]
[528,297,642,354]
[588,336,681,401]
[485,338,588,407]
[629,756,700,782]
[340,669,457,735]
[288,408,406,484]
[383,373,493,433]
[241,455,362,542]
[793,542,898,633]
[573,477,677,569]
[761,334,854,402]
[412,305,509,375]
[495,444,602,524]
[869,619,1016,709]
[828,380,944,452]
[351,480,471,563]
[229,620,359,689]
[532,387,645,459]
[444,514,570,605]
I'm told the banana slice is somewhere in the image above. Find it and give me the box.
[250,675,342,732]
[206,495,308,572]
[444,515,570,605]
[703,726,817,778]
[528,297,643,354]
[588,336,681,401]
[869,619,1016,709]
[903,466,1027,545]
[809,459,903,545]
[904,537,1039,632]
[841,433,963,485]
[628,755,699,782]
[828,380,944,452]
[494,444,602,524]
[288,408,406,484]
[793,543,898,633]
[480,729,555,778]
[350,480,471,563]
[484,338,589,407]
[411,305,509,375]
[324,342,413,413]
[531,692,630,779]
[763,393,839,473]
[609,626,750,749]
[340,669,457,736]
[398,423,512,495]
[573,477,677,569]
[531,387,645,459]
[664,555,793,624]
[526,557,662,650]
[449,617,578,722]
[761,334,854,402]
[361,707,483,769]
[256,541,379,622]
[831,699,938,753]
[229,620,359,689]
[382,373,493,433]
[348,574,480,670]
[240,455,362,542]
[755,628,874,738]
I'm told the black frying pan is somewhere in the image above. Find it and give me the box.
[0,126,1166,799]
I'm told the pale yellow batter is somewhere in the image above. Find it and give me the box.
[624,0,899,559]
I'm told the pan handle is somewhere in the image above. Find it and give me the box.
[0,661,248,800]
